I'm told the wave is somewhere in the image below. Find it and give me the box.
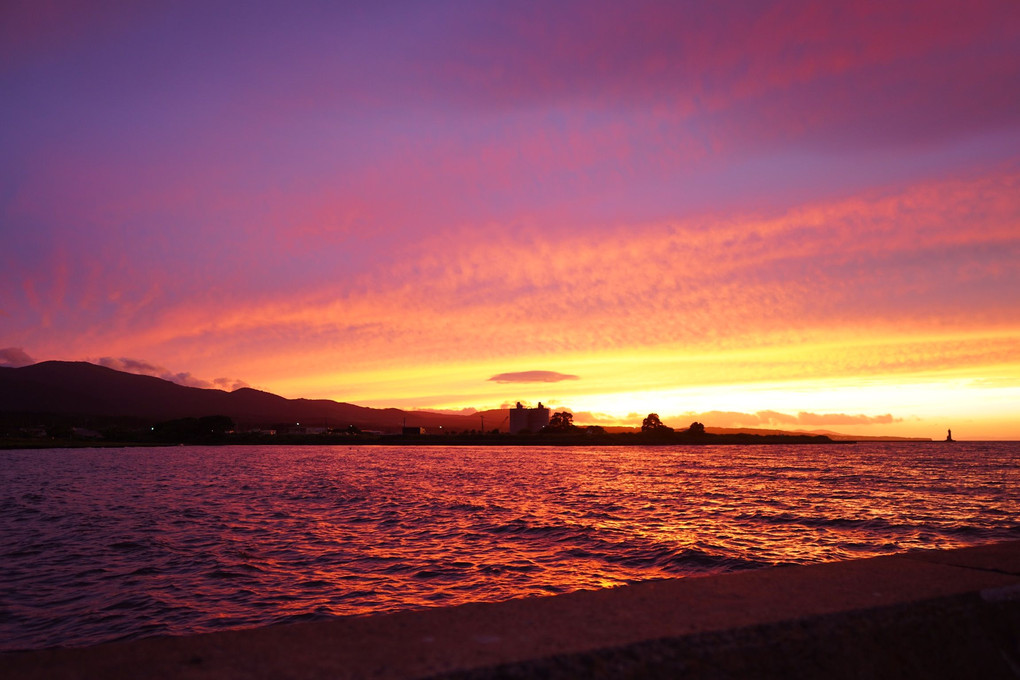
[734,510,915,533]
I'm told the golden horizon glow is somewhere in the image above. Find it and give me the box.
[252,329,1020,440]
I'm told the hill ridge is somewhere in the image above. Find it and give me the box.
[0,361,490,432]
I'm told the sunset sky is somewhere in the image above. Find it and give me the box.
[3,1,1019,439]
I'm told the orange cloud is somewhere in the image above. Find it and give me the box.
[684,410,901,428]
[20,165,1014,396]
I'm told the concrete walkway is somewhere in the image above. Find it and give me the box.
[4,541,1019,679]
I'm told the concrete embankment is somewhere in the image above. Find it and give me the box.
[5,541,1019,679]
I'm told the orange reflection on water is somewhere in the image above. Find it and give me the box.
[2,443,1017,651]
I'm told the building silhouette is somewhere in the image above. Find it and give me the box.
[509,402,550,434]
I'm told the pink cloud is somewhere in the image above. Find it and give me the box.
[0,347,35,368]
[94,357,249,391]
[420,1,1019,142]
[794,412,898,426]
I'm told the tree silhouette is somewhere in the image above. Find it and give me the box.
[546,411,575,432]
[641,413,671,432]
[686,421,706,435]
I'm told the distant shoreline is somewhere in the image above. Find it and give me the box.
[2,362,950,445]
[1,432,946,450]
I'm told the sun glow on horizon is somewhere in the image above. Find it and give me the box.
[258,329,1020,440]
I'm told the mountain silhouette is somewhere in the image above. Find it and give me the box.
[0,361,498,432]
[1,361,928,441]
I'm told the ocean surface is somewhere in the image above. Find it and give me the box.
[2,442,1018,652]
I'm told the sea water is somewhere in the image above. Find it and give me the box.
[2,442,1017,651]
